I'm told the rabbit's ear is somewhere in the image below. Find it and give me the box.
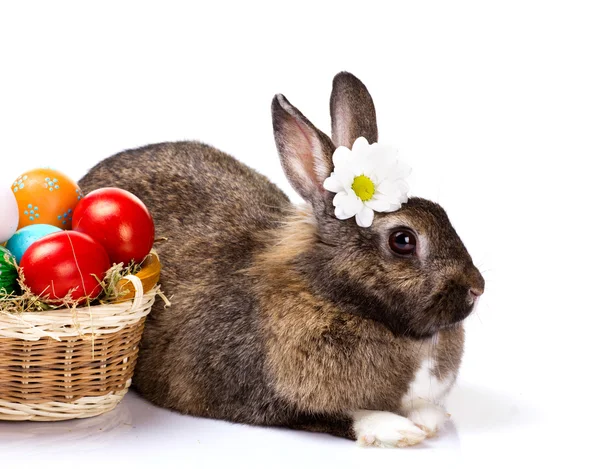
[272,94,335,204]
[330,72,378,148]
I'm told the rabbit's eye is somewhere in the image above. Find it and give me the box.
[389,230,417,256]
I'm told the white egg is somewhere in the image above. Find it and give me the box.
[0,185,19,243]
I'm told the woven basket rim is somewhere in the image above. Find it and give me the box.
[0,282,158,341]
[0,285,157,322]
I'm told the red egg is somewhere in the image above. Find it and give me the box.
[20,231,110,302]
[72,188,154,265]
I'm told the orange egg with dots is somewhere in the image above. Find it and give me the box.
[12,168,83,230]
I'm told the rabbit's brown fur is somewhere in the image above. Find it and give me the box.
[79,72,483,442]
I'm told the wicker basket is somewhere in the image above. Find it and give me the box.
[0,252,161,421]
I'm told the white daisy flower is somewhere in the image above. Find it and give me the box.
[323,137,411,228]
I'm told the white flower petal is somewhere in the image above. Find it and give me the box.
[376,180,398,196]
[378,178,409,196]
[332,191,346,206]
[335,206,355,220]
[355,206,375,228]
[323,175,344,193]
[384,195,409,212]
[365,196,392,212]
[395,179,410,194]
[333,170,357,194]
[356,157,376,177]
[334,168,356,189]
[332,146,353,169]
[333,191,363,218]
[351,137,371,158]
[348,194,364,214]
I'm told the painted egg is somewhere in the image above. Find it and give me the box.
[72,187,155,265]
[0,185,19,243]
[12,168,83,230]
[21,231,110,302]
[0,245,18,296]
[6,224,62,264]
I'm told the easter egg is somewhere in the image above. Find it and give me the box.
[0,185,20,243]
[72,187,155,265]
[6,224,62,264]
[0,245,18,295]
[12,168,83,230]
[20,231,110,302]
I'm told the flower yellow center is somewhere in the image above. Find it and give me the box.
[351,175,375,202]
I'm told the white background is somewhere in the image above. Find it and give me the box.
[1,1,599,467]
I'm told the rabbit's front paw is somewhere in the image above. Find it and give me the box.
[406,403,449,437]
[352,410,427,448]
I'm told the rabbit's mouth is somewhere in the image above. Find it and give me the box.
[447,301,476,325]
[412,306,472,338]
[418,286,479,336]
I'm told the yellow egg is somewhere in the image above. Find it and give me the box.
[12,168,83,230]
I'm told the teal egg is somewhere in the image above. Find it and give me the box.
[0,245,18,295]
[6,224,62,264]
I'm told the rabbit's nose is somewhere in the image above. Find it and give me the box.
[467,268,485,299]
[466,270,484,303]
[468,287,483,300]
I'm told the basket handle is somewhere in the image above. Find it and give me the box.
[123,274,144,311]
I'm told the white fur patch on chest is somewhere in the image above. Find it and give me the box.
[401,358,455,408]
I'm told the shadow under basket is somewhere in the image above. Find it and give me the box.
[0,251,161,421]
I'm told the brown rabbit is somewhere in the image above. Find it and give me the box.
[79,72,484,447]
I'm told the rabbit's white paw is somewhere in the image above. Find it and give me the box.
[406,403,449,437]
[352,410,427,448]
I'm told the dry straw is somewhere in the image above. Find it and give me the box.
[0,252,162,421]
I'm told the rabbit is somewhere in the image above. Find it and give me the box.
[79,71,484,448]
